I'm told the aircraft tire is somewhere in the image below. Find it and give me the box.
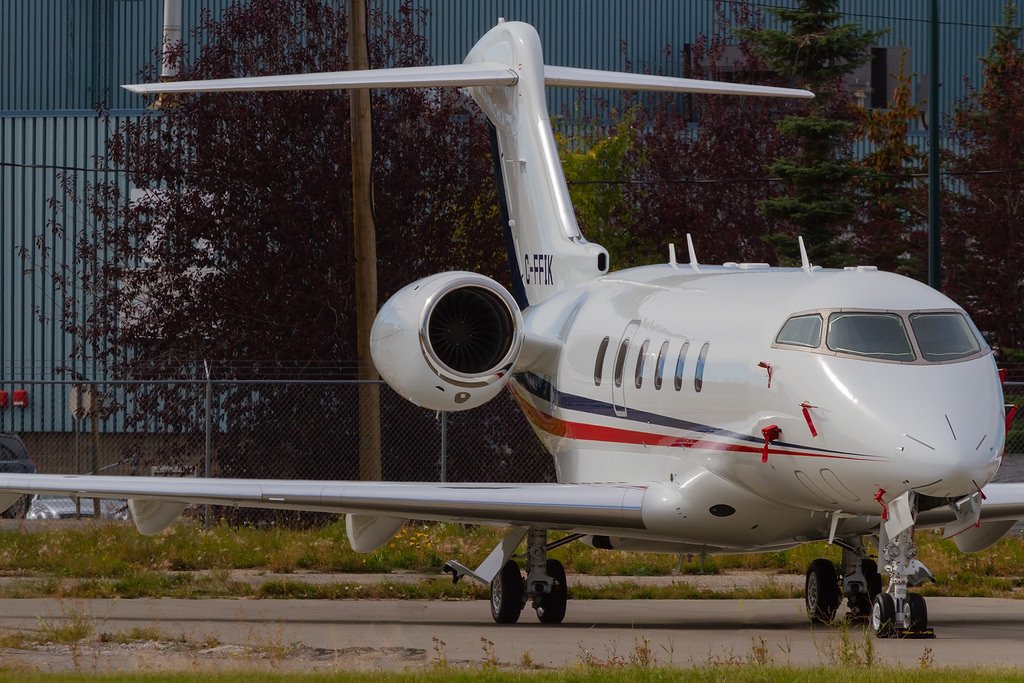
[535,559,567,624]
[805,559,840,624]
[863,558,883,599]
[905,593,928,632]
[871,592,897,638]
[490,560,525,624]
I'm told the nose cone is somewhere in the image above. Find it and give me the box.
[899,359,1004,498]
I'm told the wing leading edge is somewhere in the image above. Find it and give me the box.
[0,473,650,535]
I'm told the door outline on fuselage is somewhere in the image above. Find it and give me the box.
[612,319,641,417]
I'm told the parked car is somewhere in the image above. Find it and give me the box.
[0,434,37,518]
[26,495,130,521]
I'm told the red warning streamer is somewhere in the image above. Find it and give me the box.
[758,362,773,389]
[800,402,818,437]
[1006,404,1019,438]
[874,488,888,521]
[761,424,781,463]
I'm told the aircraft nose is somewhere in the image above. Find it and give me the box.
[900,408,1003,498]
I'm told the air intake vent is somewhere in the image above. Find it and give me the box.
[427,287,514,375]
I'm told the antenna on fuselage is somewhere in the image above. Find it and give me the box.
[668,243,678,267]
[685,234,700,272]
[798,236,812,273]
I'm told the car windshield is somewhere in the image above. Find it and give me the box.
[910,313,980,362]
[826,312,915,362]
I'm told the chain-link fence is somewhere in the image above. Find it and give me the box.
[1,376,1021,493]
[0,378,555,488]
[1006,382,1023,456]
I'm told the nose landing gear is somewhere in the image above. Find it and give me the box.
[868,491,935,638]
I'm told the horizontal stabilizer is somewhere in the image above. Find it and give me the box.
[124,64,811,101]
[123,62,518,94]
[544,65,813,99]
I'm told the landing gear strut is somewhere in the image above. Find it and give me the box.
[804,539,880,624]
[839,538,881,620]
[465,528,569,624]
[872,494,934,638]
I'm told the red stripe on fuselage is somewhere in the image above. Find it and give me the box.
[510,386,864,461]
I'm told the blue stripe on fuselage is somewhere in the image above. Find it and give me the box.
[512,371,879,460]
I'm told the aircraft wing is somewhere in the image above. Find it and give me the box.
[916,482,1024,525]
[977,483,1024,521]
[0,472,653,536]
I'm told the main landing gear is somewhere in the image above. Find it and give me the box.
[805,538,882,624]
[804,493,934,638]
[446,527,572,625]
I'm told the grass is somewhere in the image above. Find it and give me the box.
[0,520,1022,599]
[4,668,1024,683]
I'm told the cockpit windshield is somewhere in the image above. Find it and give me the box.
[826,312,915,362]
[773,309,985,364]
[909,313,981,361]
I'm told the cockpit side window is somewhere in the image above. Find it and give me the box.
[827,312,915,362]
[910,313,981,362]
[775,314,823,348]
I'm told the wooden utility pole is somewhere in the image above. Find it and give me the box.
[348,0,381,480]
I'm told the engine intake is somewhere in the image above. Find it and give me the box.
[371,272,523,411]
[427,286,514,376]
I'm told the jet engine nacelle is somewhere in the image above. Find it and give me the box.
[370,272,524,411]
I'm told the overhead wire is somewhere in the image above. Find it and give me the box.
[4,159,1023,186]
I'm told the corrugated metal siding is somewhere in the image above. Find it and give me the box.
[1,114,140,432]
[0,0,238,113]
[1,0,1019,432]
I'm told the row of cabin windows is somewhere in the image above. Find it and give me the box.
[594,336,709,393]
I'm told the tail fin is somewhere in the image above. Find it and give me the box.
[125,20,812,308]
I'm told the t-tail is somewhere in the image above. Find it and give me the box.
[124,19,812,308]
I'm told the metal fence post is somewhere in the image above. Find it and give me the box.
[204,361,212,527]
[440,411,448,483]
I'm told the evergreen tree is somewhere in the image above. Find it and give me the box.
[944,2,1024,352]
[854,57,927,279]
[739,0,884,266]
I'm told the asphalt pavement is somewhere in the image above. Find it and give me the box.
[1,595,1023,672]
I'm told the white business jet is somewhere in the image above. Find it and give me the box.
[2,20,1021,637]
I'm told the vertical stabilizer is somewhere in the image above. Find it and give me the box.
[465,22,608,308]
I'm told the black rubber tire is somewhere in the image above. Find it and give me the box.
[536,559,568,624]
[805,559,840,624]
[872,592,897,638]
[906,592,928,632]
[490,560,524,624]
[862,558,883,599]
[848,594,872,620]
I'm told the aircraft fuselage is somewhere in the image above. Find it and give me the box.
[511,262,1004,551]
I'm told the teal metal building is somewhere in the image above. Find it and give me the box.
[0,0,1015,434]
